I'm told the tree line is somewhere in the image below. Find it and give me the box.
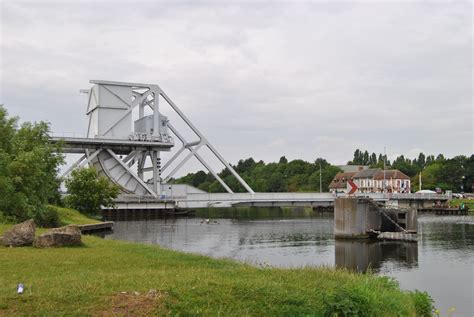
[175,157,342,193]
[348,149,473,192]
[176,149,473,193]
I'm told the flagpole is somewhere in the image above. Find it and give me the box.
[383,146,386,194]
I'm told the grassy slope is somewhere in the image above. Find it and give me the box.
[0,211,431,316]
[47,205,101,225]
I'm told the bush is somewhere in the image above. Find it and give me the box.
[65,167,120,216]
[411,290,433,317]
[33,206,60,228]
[323,286,373,317]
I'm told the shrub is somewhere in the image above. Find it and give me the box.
[65,167,120,216]
[33,206,60,228]
[411,290,434,317]
[323,286,373,317]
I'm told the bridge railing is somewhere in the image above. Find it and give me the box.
[389,193,449,200]
[51,132,88,138]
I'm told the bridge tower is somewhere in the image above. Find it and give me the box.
[56,80,254,199]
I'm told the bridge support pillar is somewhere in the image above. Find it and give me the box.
[334,197,381,239]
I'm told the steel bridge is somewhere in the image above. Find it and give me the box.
[54,80,448,211]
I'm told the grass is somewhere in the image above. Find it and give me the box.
[449,198,474,212]
[0,211,433,316]
[47,205,101,226]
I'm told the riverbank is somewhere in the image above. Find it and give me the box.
[0,209,432,316]
[450,198,474,212]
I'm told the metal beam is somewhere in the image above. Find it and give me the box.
[105,149,158,198]
[60,154,86,179]
[61,149,103,178]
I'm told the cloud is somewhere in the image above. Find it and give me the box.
[1,0,472,174]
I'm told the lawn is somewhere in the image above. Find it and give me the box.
[0,210,432,316]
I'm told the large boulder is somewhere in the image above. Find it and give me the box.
[34,225,82,248]
[0,219,36,247]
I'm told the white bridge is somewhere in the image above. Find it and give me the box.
[55,80,448,211]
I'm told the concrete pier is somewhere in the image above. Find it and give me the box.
[334,197,417,240]
[334,197,381,239]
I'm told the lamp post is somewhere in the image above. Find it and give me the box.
[319,163,322,193]
[419,170,422,192]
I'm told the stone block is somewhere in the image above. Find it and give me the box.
[0,219,36,247]
[34,225,82,248]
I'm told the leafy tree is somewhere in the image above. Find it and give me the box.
[191,170,207,187]
[0,105,63,225]
[417,153,426,169]
[349,149,362,165]
[175,149,471,193]
[65,167,120,216]
[392,155,418,177]
[370,153,377,165]
[462,155,474,193]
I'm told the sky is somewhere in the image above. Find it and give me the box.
[0,0,472,175]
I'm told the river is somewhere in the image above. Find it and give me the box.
[104,208,474,315]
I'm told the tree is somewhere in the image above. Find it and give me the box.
[278,156,288,164]
[0,105,63,225]
[417,153,426,169]
[349,149,362,165]
[370,153,377,165]
[65,167,120,216]
[392,155,418,177]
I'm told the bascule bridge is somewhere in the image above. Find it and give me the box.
[54,80,447,211]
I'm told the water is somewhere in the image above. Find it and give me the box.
[105,209,474,315]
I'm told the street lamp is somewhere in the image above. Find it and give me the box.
[319,163,322,193]
[419,170,422,192]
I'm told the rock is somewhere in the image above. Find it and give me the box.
[34,225,82,248]
[0,219,36,247]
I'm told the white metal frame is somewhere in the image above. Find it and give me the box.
[63,80,254,197]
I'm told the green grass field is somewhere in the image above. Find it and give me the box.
[0,209,433,316]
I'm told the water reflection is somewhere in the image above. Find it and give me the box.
[335,240,418,272]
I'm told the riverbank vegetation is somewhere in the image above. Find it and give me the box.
[0,106,118,225]
[0,105,63,227]
[176,150,473,194]
[176,157,342,193]
[0,222,432,316]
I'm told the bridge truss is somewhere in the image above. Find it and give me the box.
[54,80,254,199]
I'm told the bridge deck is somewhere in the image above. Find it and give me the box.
[51,136,173,154]
[107,192,448,210]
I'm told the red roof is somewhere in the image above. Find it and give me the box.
[329,172,356,189]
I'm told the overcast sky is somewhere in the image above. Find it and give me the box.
[0,0,472,174]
